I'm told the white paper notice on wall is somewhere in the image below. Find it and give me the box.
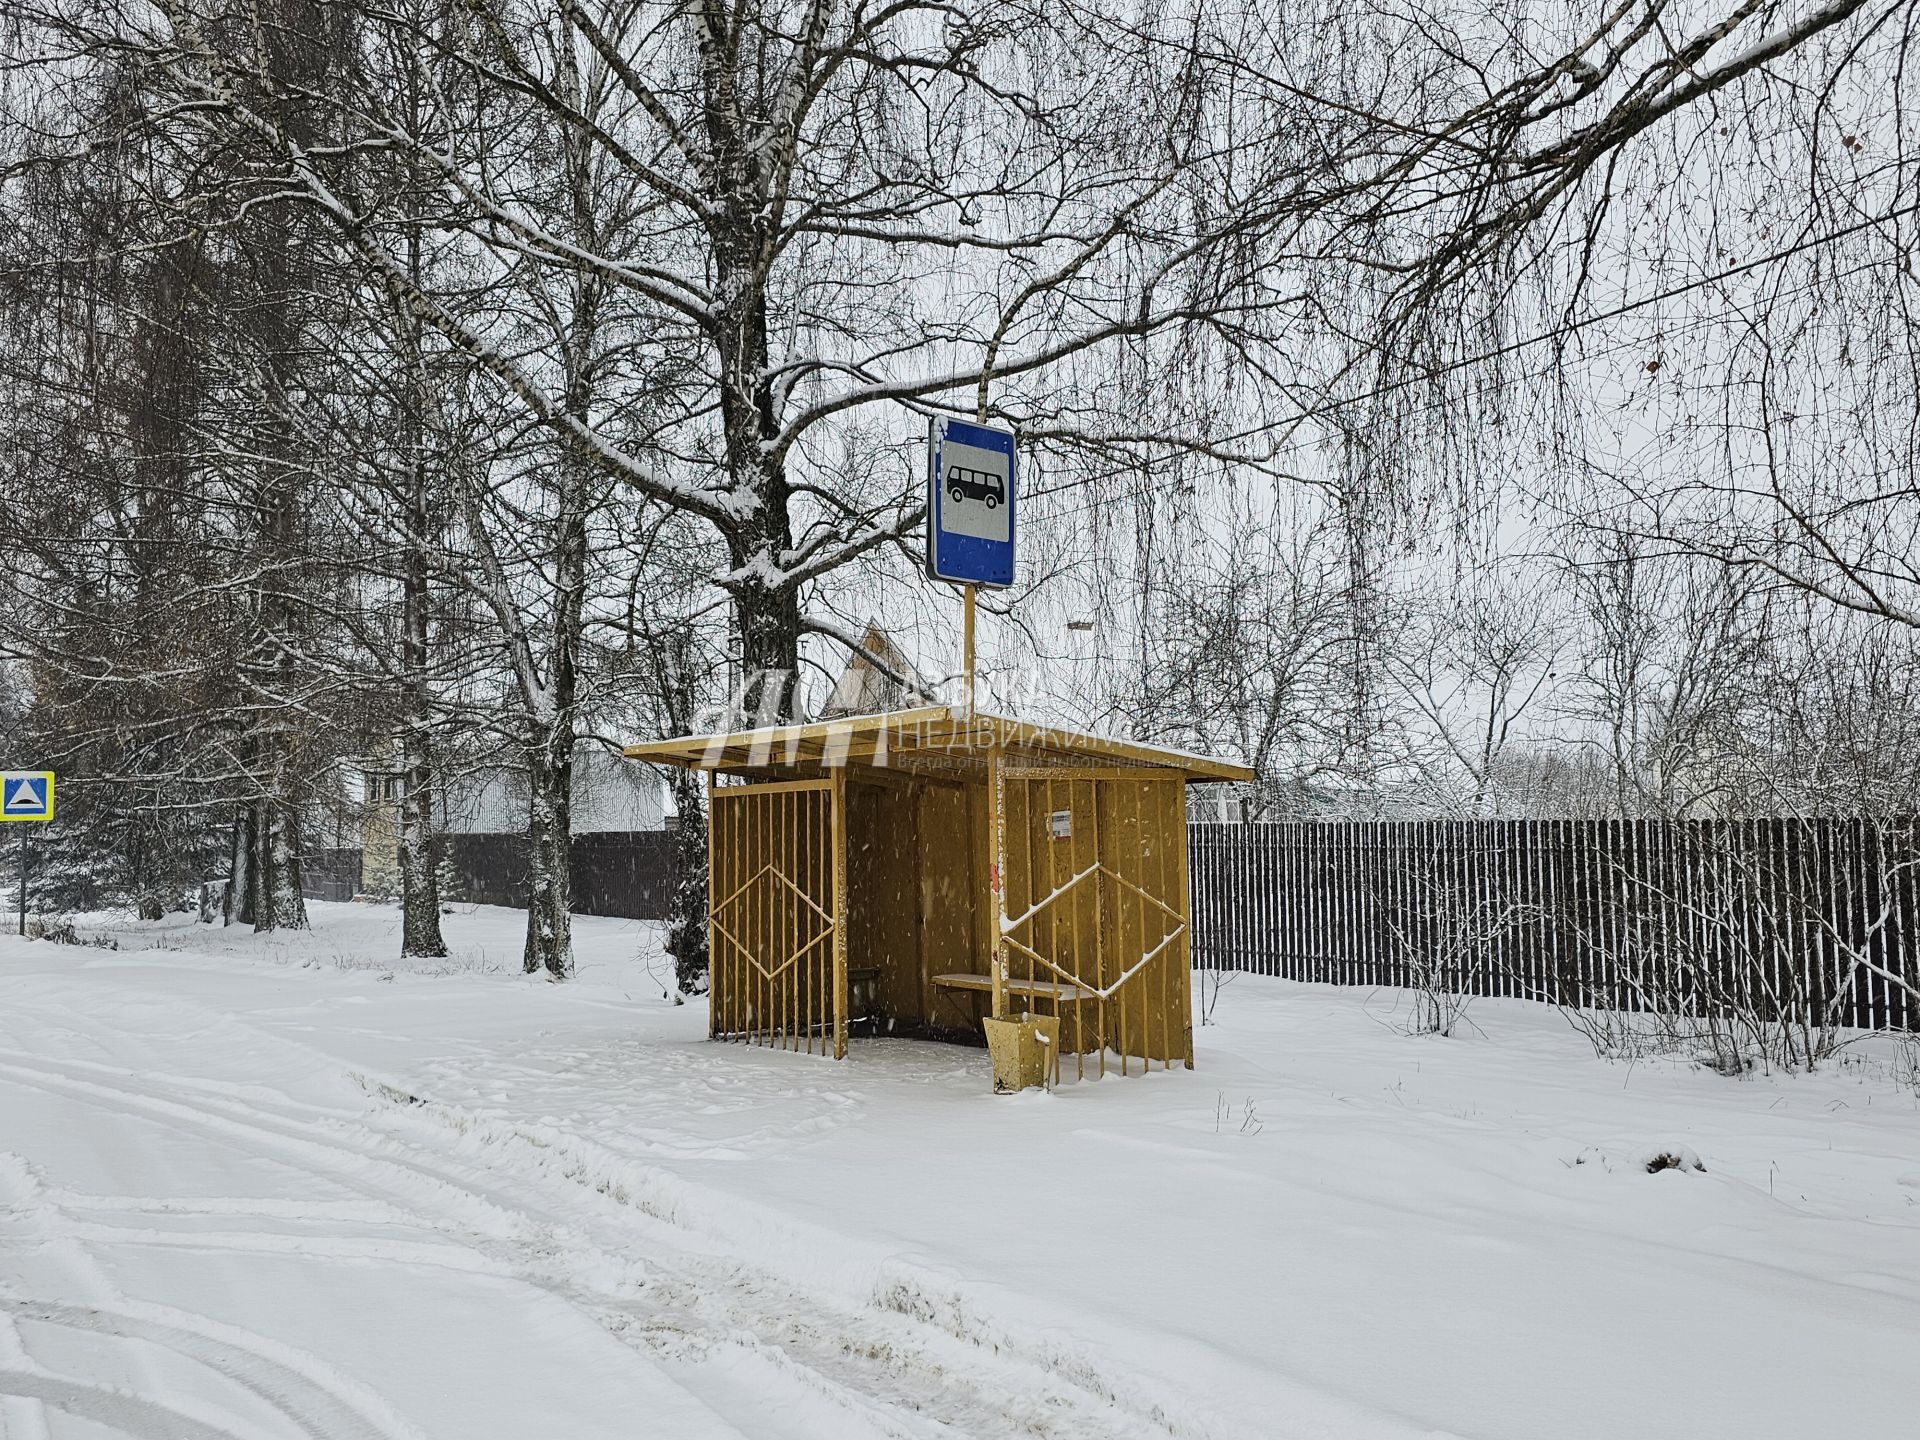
[1049,810,1073,840]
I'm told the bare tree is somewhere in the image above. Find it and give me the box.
[1116,497,1354,817]
[0,39,366,931]
[1383,868,1532,1037]
[1385,563,1566,816]
[1555,529,1772,816]
[20,0,1875,717]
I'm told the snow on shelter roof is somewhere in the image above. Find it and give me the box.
[623,705,1252,784]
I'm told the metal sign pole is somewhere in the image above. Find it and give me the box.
[3,772,54,932]
[962,583,976,715]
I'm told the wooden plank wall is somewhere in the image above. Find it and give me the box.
[1188,818,1920,1032]
[708,781,837,1051]
[997,771,1193,1076]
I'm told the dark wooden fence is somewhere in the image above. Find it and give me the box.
[440,831,675,919]
[1188,819,1920,1032]
[300,832,674,919]
[303,849,364,904]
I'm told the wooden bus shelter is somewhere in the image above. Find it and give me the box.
[625,705,1251,1082]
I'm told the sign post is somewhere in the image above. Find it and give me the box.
[963,584,976,703]
[2,771,55,936]
[926,416,1017,712]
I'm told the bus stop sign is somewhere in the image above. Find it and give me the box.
[926,417,1015,589]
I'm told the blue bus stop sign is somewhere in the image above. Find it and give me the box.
[926,417,1015,589]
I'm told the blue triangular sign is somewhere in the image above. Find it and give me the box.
[4,777,46,814]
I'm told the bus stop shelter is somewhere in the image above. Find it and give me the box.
[625,705,1251,1083]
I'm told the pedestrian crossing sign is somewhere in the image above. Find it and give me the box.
[1,771,54,822]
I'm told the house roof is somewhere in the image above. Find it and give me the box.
[818,624,932,719]
[623,705,1253,784]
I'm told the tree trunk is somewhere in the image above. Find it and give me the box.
[254,789,308,932]
[240,17,326,941]
[514,61,598,981]
[516,454,586,977]
[519,449,584,981]
[397,759,444,957]
[390,144,448,960]
[519,498,581,977]
[713,210,803,721]
[731,521,803,722]
[519,507,581,977]
[518,106,596,979]
[225,803,254,926]
[396,455,446,957]
[522,737,573,978]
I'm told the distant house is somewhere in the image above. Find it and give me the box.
[438,751,667,837]
[818,624,934,718]
[357,765,404,895]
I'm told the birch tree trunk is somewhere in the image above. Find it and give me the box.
[520,70,597,979]
[394,229,446,958]
[523,431,588,982]
[523,736,575,979]
[520,438,590,979]
[396,739,445,956]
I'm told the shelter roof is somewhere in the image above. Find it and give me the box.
[623,705,1252,784]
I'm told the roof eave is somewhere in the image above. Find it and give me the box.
[623,705,1253,784]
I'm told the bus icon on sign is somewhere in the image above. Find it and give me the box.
[946,465,1004,509]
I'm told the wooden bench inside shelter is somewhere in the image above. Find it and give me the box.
[932,972,1093,1004]
[930,972,1093,1033]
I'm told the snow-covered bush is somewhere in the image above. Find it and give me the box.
[1385,870,1531,1038]
[664,779,709,998]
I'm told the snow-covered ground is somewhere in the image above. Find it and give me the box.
[2,903,1915,1440]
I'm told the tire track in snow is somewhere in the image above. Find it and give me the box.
[1,1299,422,1440]
[0,1052,935,1440]
[0,1048,1219,1440]
[0,1060,450,1440]
[368,1094,1206,1440]
[0,1368,251,1440]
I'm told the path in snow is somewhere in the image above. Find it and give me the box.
[0,972,1225,1440]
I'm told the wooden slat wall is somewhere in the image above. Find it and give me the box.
[708,780,838,1051]
[992,771,1190,1078]
[1187,818,1920,1032]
